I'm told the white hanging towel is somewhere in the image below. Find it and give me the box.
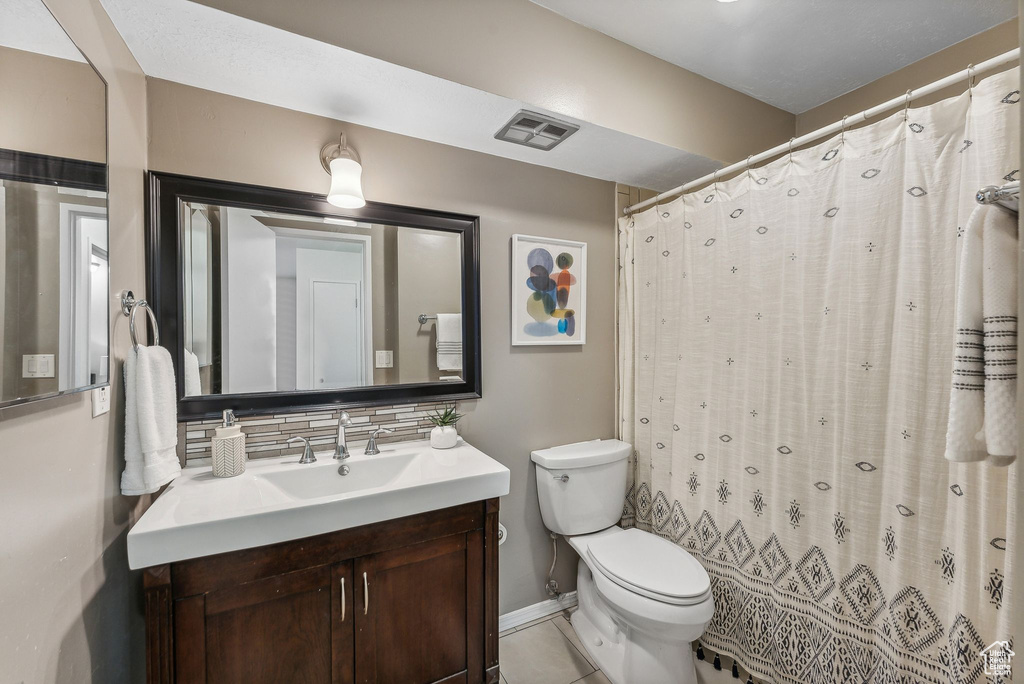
[435,313,463,371]
[945,204,1017,467]
[121,346,181,495]
[183,348,202,396]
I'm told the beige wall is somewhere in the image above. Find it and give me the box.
[195,0,794,167]
[396,229,463,383]
[0,1,150,682]
[2,183,62,399]
[797,20,1019,135]
[0,45,106,163]
[370,226,397,385]
[147,77,617,612]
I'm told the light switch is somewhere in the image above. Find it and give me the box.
[22,354,55,378]
[375,350,394,368]
[92,386,111,417]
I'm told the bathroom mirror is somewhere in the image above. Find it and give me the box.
[148,173,481,419]
[0,0,108,408]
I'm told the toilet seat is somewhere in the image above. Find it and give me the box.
[586,528,711,606]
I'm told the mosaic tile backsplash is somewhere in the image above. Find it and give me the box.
[178,401,455,464]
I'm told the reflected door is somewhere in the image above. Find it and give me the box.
[312,280,362,389]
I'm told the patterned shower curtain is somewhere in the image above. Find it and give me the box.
[617,67,1018,683]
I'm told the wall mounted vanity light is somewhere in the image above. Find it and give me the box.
[320,132,366,208]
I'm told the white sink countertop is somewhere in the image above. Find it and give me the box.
[127,437,510,569]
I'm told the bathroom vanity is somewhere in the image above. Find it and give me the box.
[133,166,503,682]
[130,439,509,684]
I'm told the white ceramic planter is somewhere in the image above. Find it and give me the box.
[430,425,459,449]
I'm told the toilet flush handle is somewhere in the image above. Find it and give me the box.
[553,474,569,483]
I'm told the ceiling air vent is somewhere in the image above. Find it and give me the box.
[494,110,579,151]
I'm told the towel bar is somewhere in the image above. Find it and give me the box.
[120,290,159,351]
[977,181,1019,214]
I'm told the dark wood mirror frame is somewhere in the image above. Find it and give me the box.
[146,171,481,421]
[0,148,107,191]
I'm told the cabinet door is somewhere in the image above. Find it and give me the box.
[178,562,354,684]
[354,533,482,684]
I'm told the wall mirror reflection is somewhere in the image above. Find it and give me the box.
[148,173,480,419]
[0,0,108,408]
[182,204,464,394]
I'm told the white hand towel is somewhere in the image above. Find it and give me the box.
[183,348,202,397]
[945,205,1017,467]
[436,313,463,372]
[436,351,463,372]
[435,313,462,345]
[121,346,181,495]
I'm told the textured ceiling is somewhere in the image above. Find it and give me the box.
[100,0,721,191]
[531,0,1017,113]
[0,0,85,62]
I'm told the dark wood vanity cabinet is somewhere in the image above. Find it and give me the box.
[144,500,500,684]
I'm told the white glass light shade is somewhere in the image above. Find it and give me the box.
[326,157,365,208]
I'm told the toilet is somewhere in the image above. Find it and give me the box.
[532,439,714,684]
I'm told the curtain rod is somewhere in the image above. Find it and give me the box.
[624,48,1020,215]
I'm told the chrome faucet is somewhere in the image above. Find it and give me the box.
[287,436,317,464]
[364,427,394,456]
[334,412,352,460]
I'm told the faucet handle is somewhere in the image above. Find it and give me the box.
[287,436,317,464]
[339,411,352,425]
[364,427,394,456]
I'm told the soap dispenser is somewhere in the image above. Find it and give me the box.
[211,409,246,478]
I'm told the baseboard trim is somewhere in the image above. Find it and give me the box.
[498,591,578,633]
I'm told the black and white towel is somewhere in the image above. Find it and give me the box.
[946,204,1017,466]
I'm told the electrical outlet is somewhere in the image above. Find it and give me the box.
[92,386,110,417]
[375,350,394,368]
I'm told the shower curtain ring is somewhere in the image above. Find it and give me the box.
[788,137,795,164]
[840,115,849,145]
[967,64,975,100]
[903,89,913,121]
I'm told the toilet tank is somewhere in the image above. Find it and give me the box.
[531,439,632,536]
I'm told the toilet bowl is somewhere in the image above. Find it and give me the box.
[531,440,715,684]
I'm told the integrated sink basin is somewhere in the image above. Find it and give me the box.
[258,451,418,499]
[127,437,510,569]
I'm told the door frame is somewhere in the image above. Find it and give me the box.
[282,227,373,389]
[59,203,109,389]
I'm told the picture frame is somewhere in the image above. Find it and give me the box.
[510,234,587,346]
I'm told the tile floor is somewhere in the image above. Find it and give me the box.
[498,609,741,684]
[498,609,609,684]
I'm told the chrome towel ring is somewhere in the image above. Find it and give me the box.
[120,290,159,351]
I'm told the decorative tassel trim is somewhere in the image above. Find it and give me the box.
[713,654,722,671]
[696,644,705,661]
[732,661,740,678]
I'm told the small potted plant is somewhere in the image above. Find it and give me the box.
[428,405,462,449]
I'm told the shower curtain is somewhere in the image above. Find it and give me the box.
[617,67,1018,683]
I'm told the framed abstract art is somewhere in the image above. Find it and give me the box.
[511,234,587,346]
